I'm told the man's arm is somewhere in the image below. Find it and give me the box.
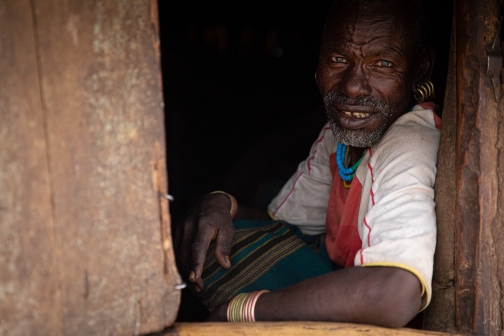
[210,266,422,327]
[175,124,335,291]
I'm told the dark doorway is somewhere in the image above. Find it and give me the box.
[159,1,333,226]
[158,0,453,322]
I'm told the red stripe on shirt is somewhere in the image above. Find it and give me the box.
[368,147,375,183]
[273,127,331,215]
[364,217,372,247]
[368,162,374,183]
[307,150,317,173]
[273,171,304,216]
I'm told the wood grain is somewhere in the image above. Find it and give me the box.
[0,0,61,335]
[492,66,504,336]
[163,322,458,336]
[29,0,180,334]
[454,0,502,334]
[423,18,457,333]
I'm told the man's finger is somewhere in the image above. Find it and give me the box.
[187,270,204,289]
[191,276,205,293]
[190,221,216,280]
[214,221,234,270]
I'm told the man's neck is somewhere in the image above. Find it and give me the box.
[348,146,367,167]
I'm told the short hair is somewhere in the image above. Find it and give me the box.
[324,0,429,54]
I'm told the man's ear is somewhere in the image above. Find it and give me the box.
[412,45,435,91]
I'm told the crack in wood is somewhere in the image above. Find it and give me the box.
[28,0,63,333]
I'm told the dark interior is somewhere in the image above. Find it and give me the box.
[158,0,453,322]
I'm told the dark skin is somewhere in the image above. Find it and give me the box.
[175,2,435,327]
[174,194,269,291]
[317,3,434,164]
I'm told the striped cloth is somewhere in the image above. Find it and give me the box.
[195,220,337,311]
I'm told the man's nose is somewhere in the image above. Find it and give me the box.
[339,65,372,98]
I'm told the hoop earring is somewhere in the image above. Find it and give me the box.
[414,80,435,104]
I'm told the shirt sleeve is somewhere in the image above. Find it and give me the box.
[267,123,336,235]
[354,109,441,311]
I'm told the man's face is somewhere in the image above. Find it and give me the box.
[316,5,418,147]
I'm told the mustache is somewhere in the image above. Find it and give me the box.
[323,91,387,114]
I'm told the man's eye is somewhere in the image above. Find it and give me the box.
[375,60,393,67]
[330,56,347,63]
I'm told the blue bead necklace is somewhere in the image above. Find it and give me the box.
[336,143,363,184]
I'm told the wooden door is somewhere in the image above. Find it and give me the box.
[0,0,181,335]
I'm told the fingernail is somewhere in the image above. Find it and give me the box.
[189,271,196,281]
[224,256,231,267]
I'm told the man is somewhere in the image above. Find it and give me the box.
[175,0,440,327]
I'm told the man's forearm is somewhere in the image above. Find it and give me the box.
[254,266,422,327]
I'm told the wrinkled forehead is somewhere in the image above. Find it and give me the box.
[323,3,414,57]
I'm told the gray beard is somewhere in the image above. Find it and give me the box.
[323,91,392,148]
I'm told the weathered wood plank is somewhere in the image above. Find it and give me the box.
[0,0,61,335]
[493,72,504,336]
[30,0,180,334]
[163,322,458,336]
[424,17,457,333]
[454,0,502,334]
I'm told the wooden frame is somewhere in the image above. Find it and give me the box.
[1,0,180,334]
[426,0,504,334]
[2,0,504,334]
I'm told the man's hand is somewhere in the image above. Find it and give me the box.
[174,193,235,292]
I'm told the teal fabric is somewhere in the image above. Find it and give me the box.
[194,220,338,311]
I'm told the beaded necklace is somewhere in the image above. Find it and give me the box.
[336,142,364,189]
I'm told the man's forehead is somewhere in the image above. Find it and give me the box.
[323,4,410,53]
[327,4,405,34]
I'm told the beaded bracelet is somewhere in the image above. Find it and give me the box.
[210,191,238,218]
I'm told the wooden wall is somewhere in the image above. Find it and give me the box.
[453,0,503,333]
[0,0,61,334]
[0,0,180,335]
[425,0,504,334]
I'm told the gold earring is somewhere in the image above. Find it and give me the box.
[414,80,435,104]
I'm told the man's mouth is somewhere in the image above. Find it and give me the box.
[323,92,390,146]
[334,109,379,130]
[342,111,372,119]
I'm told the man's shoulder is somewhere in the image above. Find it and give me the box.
[367,104,441,183]
[394,103,441,132]
[309,122,337,158]
[374,105,441,159]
